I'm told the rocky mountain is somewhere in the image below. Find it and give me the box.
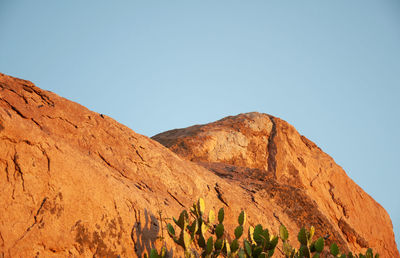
[153,113,400,257]
[0,72,398,257]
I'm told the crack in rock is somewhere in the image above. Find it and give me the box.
[45,115,78,129]
[310,168,323,187]
[98,152,128,179]
[12,197,48,247]
[0,98,28,119]
[12,152,25,191]
[328,182,349,218]
[214,183,229,207]
[36,144,51,174]
[22,84,55,107]
[0,158,10,182]
[6,88,29,104]
[267,116,277,178]
[338,217,369,248]
[31,118,43,129]
[167,191,185,208]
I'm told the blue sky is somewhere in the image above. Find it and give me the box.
[1,0,399,246]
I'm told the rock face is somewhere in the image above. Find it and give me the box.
[153,114,399,257]
[0,73,398,257]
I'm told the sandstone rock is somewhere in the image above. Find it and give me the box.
[0,72,398,257]
[0,72,239,257]
[153,112,399,257]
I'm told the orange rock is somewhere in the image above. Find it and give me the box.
[0,73,398,257]
[153,112,400,257]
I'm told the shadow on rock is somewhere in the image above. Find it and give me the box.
[131,209,173,257]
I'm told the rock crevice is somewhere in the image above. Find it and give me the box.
[267,116,278,177]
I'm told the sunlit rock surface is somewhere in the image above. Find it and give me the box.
[0,73,398,257]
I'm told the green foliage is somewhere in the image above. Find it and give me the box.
[159,197,276,257]
[218,208,225,224]
[144,246,167,258]
[279,224,289,241]
[216,223,224,239]
[238,211,246,226]
[209,210,216,224]
[147,198,379,258]
[330,243,339,256]
[314,237,324,253]
[235,225,243,239]
[244,224,278,257]
[278,223,378,258]
[279,226,324,258]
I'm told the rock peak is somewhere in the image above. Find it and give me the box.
[0,73,398,257]
[153,112,399,257]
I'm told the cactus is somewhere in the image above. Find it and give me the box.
[313,237,324,253]
[166,208,195,257]
[330,243,340,257]
[218,207,224,224]
[234,225,244,239]
[198,198,205,216]
[215,223,224,238]
[231,239,239,253]
[279,224,289,241]
[242,224,278,257]
[279,225,327,258]
[208,210,215,224]
[223,210,247,257]
[160,198,378,258]
[238,210,246,226]
[297,227,308,246]
[204,237,214,257]
[145,246,167,258]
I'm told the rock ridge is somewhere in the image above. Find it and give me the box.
[0,73,398,257]
[153,112,399,257]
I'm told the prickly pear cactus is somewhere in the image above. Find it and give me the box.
[149,198,378,258]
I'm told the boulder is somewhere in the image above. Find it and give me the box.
[0,73,398,257]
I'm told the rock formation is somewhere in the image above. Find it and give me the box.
[0,72,398,257]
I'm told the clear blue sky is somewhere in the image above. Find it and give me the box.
[1,0,399,246]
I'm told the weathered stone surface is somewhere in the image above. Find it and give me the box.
[0,72,398,257]
[153,112,399,257]
[0,73,241,257]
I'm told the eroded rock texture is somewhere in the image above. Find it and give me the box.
[153,113,399,257]
[0,73,398,257]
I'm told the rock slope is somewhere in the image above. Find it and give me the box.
[0,72,398,257]
[154,114,399,257]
